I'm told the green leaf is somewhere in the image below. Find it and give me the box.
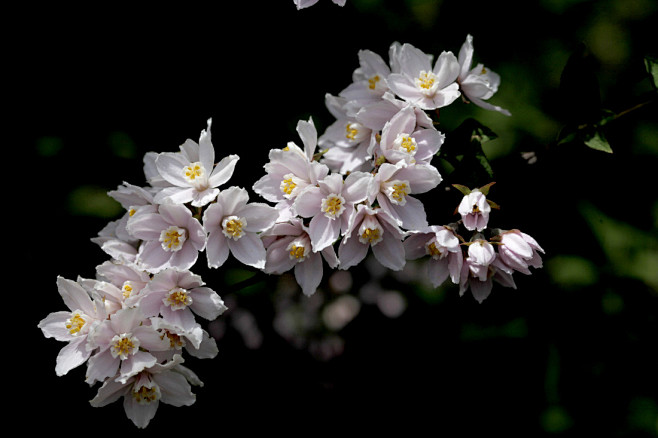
[451,184,472,196]
[645,55,658,91]
[584,129,613,153]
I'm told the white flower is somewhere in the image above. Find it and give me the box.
[127,203,207,273]
[319,94,376,174]
[338,204,407,271]
[38,276,108,376]
[374,104,445,165]
[263,218,339,296]
[458,236,516,303]
[457,189,491,232]
[93,260,152,309]
[293,171,373,252]
[85,307,171,385]
[338,49,392,108]
[403,225,463,287]
[253,118,330,205]
[152,119,239,207]
[137,268,227,349]
[203,186,279,270]
[457,34,511,116]
[368,161,442,231]
[387,43,461,110]
[90,354,198,429]
[355,91,435,133]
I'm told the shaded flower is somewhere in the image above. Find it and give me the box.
[338,204,407,271]
[263,218,339,296]
[89,354,199,429]
[403,225,463,287]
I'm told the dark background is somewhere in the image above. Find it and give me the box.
[17,0,657,435]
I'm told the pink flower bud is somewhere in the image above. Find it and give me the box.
[458,189,491,231]
[496,229,544,275]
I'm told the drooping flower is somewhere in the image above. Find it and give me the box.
[38,276,108,377]
[459,236,516,303]
[457,34,511,116]
[152,119,239,207]
[368,160,442,231]
[403,225,463,287]
[293,171,373,252]
[457,189,491,232]
[494,229,544,275]
[387,43,461,110]
[85,307,171,385]
[127,203,207,273]
[89,354,199,429]
[262,218,339,296]
[203,186,279,270]
[338,204,407,271]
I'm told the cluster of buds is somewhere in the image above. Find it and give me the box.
[405,183,544,303]
[38,31,542,428]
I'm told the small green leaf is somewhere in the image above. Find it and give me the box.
[478,181,496,196]
[584,130,613,153]
[645,55,658,91]
[451,184,472,196]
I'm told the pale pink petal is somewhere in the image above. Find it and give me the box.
[294,253,323,296]
[229,232,268,269]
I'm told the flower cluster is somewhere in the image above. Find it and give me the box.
[39,120,263,428]
[251,36,532,304]
[38,33,542,428]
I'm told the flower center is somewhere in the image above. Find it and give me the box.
[132,384,160,405]
[280,173,305,199]
[110,333,140,360]
[426,241,443,259]
[383,180,410,205]
[345,123,359,140]
[394,134,417,155]
[164,287,192,311]
[65,311,86,336]
[222,216,247,240]
[160,226,187,252]
[121,281,135,299]
[359,227,383,246]
[287,238,310,262]
[416,70,437,94]
[368,75,380,90]
[183,161,206,183]
[321,194,346,219]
